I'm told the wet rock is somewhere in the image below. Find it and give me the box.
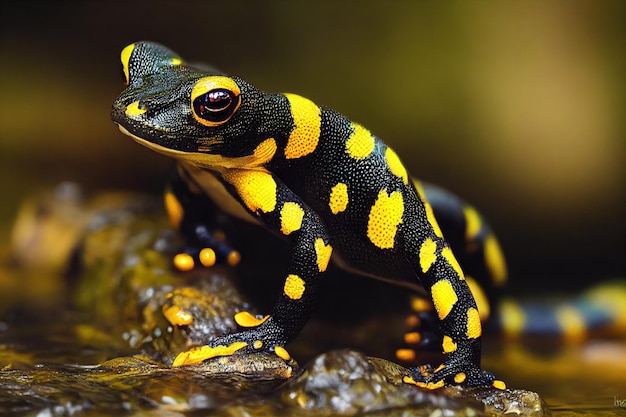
[283,349,484,416]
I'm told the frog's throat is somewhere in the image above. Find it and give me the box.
[117,125,271,171]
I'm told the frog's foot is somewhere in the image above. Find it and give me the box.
[171,314,291,366]
[396,311,443,362]
[173,233,241,272]
[404,363,506,390]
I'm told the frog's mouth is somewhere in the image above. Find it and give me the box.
[116,124,272,171]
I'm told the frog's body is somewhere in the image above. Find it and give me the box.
[112,42,506,389]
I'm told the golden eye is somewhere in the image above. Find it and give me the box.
[191,76,241,126]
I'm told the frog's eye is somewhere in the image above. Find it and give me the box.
[193,89,238,123]
[191,76,241,126]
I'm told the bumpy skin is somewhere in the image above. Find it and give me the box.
[111,42,504,389]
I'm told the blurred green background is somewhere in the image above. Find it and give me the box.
[0,1,624,294]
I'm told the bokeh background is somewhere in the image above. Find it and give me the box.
[1,1,624,295]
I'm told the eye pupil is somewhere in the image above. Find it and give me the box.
[193,88,240,124]
[208,90,230,106]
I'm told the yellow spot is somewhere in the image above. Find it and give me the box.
[485,234,508,286]
[441,246,464,280]
[234,311,269,327]
[413,181,444,238]
[442,335,457,353]
[345,123,375,160]
[431,279,458,320]
[227,251,241,266]
[404,332,422,345]
[199,248,216,267]
[283,94,321,159]
[172,341,248,366]
[411,297,433,313]
[405,314,421,328]
[120,43,134,85]
[434,364,445,373]
[280,202,304,235]
[163,305,193,326]
[466,276,490,321]
[253,138,277,165]
[404,376,445,390]
[170,57,183,66]
[284,274,305,300]
[555,306,586,342]
[222,170,277,213]
[499,298,525,338]
[396,349,417,362]
[253,340,263,349]
[466,307,482,339]
[463,206,482,241]
[454,373,467,384]
[385,147,409,184]
[125,100,146,118]
[492,380,507,390]
[314,238,333,272]
[173,253,195,271]
[403,375,417,385]
[329,182,349,214]
[419,238,437,273]
[367,189,404,249]
[274,346,291,361]
[164,190,184,228]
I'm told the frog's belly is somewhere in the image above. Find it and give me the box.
[178,163,258,225]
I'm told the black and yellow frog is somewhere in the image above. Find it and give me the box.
[111,41,508,389]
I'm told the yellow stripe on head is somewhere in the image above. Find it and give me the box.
[125,100,147,118]
[120,43,135,85]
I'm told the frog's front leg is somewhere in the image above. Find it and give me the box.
[167,165,241,271]
[172,168,331,366]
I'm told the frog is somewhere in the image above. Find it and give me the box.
[111,41,507,390]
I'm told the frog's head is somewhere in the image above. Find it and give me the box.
[112,42,275,169]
